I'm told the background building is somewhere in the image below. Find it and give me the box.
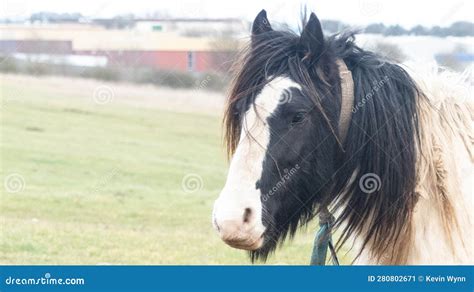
[0,18,248,72]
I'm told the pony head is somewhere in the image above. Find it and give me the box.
[213,10,420,263]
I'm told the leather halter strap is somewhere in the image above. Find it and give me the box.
[310,60,354,266]
[335,59,354,143]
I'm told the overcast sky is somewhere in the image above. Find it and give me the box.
[2,0,473,28]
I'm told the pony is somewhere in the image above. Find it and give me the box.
[212,9,473,264]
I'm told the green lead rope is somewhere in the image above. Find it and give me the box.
[310,208,339,266]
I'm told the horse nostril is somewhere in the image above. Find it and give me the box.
[243,207,253,224]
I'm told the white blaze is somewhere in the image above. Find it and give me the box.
[213,77,301,242]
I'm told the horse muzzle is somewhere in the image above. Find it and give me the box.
[212,198,265,250]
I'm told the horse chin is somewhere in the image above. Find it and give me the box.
[246,229,280,262]
[225,235,264,251]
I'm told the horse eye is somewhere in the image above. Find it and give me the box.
[291,112,307,125]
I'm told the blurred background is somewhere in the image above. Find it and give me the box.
[1,0,473,264]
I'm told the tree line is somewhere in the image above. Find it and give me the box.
[322,20,473,37]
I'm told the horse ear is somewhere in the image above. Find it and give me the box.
[299,12,325,63]
[252,9,272,40]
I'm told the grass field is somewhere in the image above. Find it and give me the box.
[0,74,350,265]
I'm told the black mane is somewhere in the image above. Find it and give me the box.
[225,22,421,263]
[325,32,421,264]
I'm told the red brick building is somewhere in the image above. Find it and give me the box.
[0,20,246,72]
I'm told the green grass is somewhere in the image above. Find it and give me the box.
[0,76,351,264]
